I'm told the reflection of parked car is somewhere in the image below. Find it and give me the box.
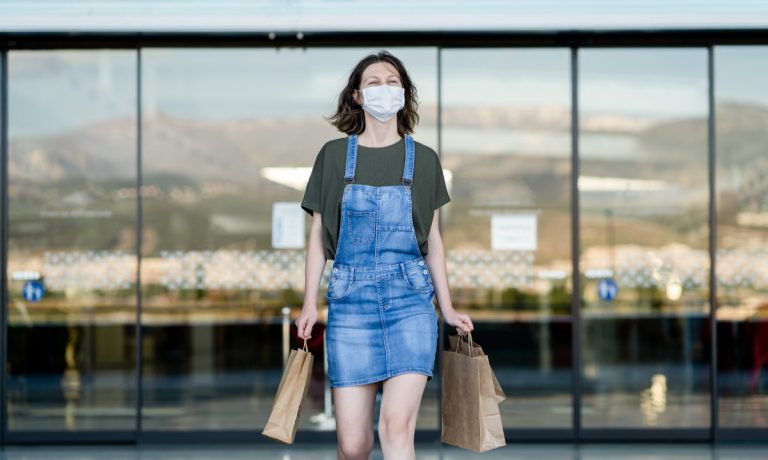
[751,303,768,391]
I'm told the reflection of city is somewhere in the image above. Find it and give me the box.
[9,242,764,321]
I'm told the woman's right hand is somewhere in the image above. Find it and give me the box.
[295,305,318,340]
[443,309,474,336]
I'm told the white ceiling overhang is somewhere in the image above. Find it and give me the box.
[1,0,767,33]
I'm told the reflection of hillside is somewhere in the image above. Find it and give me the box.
[9,101,768,185]
[8,111,342,184]
[438,152,570,264]
[10,101,767,187]
[443,105,656,133]
[716,101,768,164]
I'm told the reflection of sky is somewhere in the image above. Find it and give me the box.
[580,49,709,119]
[7,46,768,138]
[9,47,438,136]
[9,50,137,137]
[142,48,438,118]
[716,46,768,106]
[441,49,570,108]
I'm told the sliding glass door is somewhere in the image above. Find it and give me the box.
[441,48,574,430]
[714,46,768,431]
[5,50,139,435]
[578,48,711,430]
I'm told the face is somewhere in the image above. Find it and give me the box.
[353,61,403,105]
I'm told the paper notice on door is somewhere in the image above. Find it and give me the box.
[272,202,305,249]
[491,213,537,251]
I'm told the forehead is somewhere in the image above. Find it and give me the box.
[361,61,401,80]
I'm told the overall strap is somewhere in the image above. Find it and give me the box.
[344,134,358,184]
[401,135,415,185]
[345,134,414,185]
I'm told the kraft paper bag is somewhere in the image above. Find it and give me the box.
[448,334,506,404]
[441,332,506,452]
[261,339,314,444]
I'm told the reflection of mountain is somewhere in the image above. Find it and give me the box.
[636,101,768,167]
[11,101,767,185]
[443,105,654,133]
[716,101,768,163]
[714,101,768,212]
[8,111,341,184]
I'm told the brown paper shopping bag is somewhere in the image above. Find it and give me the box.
[441,332,506,452]
[261,338,314,444]
[448,334,506,404]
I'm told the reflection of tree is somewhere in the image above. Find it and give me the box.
[500,284,572,315]
[637,286,664,312]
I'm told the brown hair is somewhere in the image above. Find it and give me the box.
[326,50,419,137]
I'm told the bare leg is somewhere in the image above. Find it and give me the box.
[378,373,428,460]
[333,382,380,460]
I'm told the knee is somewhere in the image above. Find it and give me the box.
[378,414,415,446]
[338,436,374,460]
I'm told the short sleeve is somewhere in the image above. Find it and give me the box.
[434,154,451,210]
[301,145,325,216]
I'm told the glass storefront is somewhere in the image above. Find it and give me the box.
[1,44,766,442]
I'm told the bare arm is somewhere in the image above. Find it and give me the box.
[424,209,474,335]
[296,211,326,340]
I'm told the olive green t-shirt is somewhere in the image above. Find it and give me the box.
[301,136,451,260]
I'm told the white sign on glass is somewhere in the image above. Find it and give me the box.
[272,202,305,249]
[490,213,537,251]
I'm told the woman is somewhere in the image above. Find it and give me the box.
[296,50,474,460]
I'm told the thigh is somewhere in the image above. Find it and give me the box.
[379,373,428,427]
[333,382,380,442]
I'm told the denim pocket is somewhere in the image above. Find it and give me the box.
[403,266,433,292]
[327,265,354,300]
[346,210,375,243]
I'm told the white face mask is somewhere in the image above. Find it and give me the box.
[360,84,405,123]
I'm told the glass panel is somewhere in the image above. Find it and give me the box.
[714,46,768,428]
[441,49,573,428]
[139,48,438,431]
[578,48,710,428]
[6,50,138,431]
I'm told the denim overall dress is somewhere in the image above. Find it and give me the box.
[325,133,439,388]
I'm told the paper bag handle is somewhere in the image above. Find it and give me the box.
[453,331,475,357]
[302,338,308,352]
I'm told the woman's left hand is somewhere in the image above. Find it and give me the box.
[443,309,474,336]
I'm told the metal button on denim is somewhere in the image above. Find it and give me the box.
[325,134,438,388]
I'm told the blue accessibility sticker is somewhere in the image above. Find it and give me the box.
[23,280,45,302]
[597,277,618,302]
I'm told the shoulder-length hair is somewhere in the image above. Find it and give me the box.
[326,50,419,137]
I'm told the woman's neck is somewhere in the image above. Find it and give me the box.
[357,122,401,147]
